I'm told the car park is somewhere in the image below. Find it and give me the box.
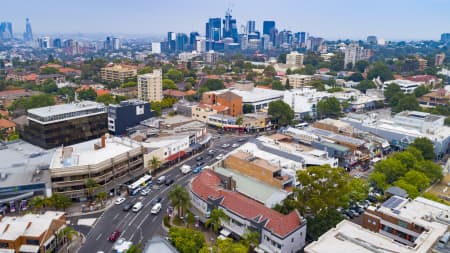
[108,230,121,242]
[122,202,133,211]
[114,197,126,205]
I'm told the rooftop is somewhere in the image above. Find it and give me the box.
[0,211,65,241]
[210,88,284,104]
[143,236,179,253]
[50,136,142,169]
[27,101,107,124]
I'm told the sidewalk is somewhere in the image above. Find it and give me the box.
[66,199,114,218]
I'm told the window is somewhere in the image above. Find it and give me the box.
[397,220,409,229]
[291,238,294,242]
[0,242,8,248]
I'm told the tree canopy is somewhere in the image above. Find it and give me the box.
[410,137,435,160]
[9,94,55,111]
[317,97,342,118]
[393,94,421,113]
[163,79,178,90]
[204,79,225,91]
[78,88,97,101]
[271,80,285,90]
[166,69,184,83]
[268,100,294,126]
[169,227,205,253]
[367,62,394,82]
[355,80,376,93]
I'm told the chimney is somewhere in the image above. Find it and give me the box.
[101,135,106,148]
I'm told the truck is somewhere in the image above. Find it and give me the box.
[180,164,191,174]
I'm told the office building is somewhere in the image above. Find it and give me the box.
[383,79,421,94]
[0,211,66,253]
[190,169,307,253]
[151,42,161,54]
[196,36,206,53]
[112,37,121,50]
[175,33,188,52]
[100,64,138,83]
[222,9,238,42]
[295,32,308,48]
[263,20,275,35]
[137,69,163,102]
[249,38,262,50]
[108,100,152,135]
[49,136,145,200]
[189,31,199,50]
[366,35,378,44]
[306,36,323,51]
[167,32,176,52]
[344,43,369,69]
[52,38,62,48]
[23,18,33,42]
[441,33,450,43]
[286,51,304,66]
[20,101,108,149]
[37,37,51,49]
[246,20,256,34]
[0,22,13,40]
[206,17,221,50]
[435,53,446,66]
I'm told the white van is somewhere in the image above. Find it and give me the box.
[157,176,166,185]
[151,203,162,214]
[132,202,143,212]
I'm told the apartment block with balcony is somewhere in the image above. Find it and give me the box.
[137,69,163,102]
[286,74,313,89]
[49,135,145,200]
[100,64,138,83]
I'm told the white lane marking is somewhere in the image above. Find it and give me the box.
[95,233,102,241]
[152,215,158,222]
[128,212,140,226]
[137,213,150,228]
[112,213,120,220]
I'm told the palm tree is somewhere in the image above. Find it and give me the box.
[205,208,228,233]
[29,196,45,213]
[85,178,98,201]
[149,156,161,174]
[96,191,108,206]
[169,185,191,218]
[242,229,260,251]
[125,243,142,253]
[58,226,78,245]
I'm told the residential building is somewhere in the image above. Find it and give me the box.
[383,79,422,94]
[137,69,163,102]
[0,211,66,253]
[216,91,242,117]
[205,50,218,64]
[49,135,145,200]
[435,53,446,66]
[37,74,66,85]
[19,101,108,149]
[151,42,161,54]
[286,51,304,67]
[100,64,138,83]
[417,58,428,71]
[417,89,450,108]
[111,86,138,98]
[108,100,152,135]
[405,75,440,87]
[0,119,16,140]
[190,169,307,253]
[344,43,369,69]
[286,74,313,89]
[283,87,329,119]
[191,103,229,123]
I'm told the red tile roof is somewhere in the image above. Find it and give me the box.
[163,89,186,97]
[0,89,27,96]
[0,119,16,128]
[405,75,438,83]
[191,169,303,238]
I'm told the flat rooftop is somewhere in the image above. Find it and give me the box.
[50,137,142,169]
[231,87,284,103]
[0,140,52,188]
[27,101,107,124]
[0,211,64,241]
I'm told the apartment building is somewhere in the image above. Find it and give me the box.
[0,211,66,253]
[190,169,307,253]
[191,103,229,123]
[286,51,304,66]
[286,74,313,89]
[20,101,108,149]
[137,69,163,102]
[100,64,137,83]
[49,135,145,200]
[418,89,450,108]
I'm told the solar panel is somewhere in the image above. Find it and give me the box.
[382,196,404,209]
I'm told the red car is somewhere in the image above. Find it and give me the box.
[108,229,121,242]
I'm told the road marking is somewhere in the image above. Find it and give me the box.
[128,212,140,226]
[137,213,150,228]
[95,233,102,241]
[113,213,120,220]
[152,215,158,222]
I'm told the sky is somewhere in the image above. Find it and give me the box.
[1,0,450,41]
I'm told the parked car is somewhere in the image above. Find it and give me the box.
[165,178,174,186]
[108,230,121,242]
[114,197,126,205]
[349,209,359,217]
[342,210,355,219]
[196,156,204,161]
[221,143,230,148]
[193,166,203,174]
[196,161,205,167]
[151,203,162,214]
[231,143,239,148]
[351,206,364,215]
[216,154,224,160]
[140,188,151,196]
[122,202,133,211]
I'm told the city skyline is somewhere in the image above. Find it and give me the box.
[1,0,450,41]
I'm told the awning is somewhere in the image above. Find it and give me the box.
[190,144,202,150]
[165,151,186,162]
[18,245,39,253]
[220,228,231,237]
[0,191,34,205]
[198,134,212,145]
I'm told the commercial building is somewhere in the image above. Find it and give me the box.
[137,69,163,102]
[108,100,152,135]
[344,43,370,69]
[191,103,229,123]
[0,211,66,253]
[20,101,108,149]
[190,169,306,253]
[286,74,313,89]
[100,64,137,83]
[383,79,422,94]
[49,135,145,200]
[283,87,329,119]
[417,89,450,108]
[286,51,304,67]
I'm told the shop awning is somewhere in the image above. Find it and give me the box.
[166,151,186,162]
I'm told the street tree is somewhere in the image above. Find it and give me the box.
[169,185,191,218]
[85,178,99,201]
[149,156,161,173]
[205,208,228,233]
[410,137,435,160]
[169,227,206,253]
[317,97,342,118]
[29,196,46,213]
[268,100,294,126]
[125,244,143,253]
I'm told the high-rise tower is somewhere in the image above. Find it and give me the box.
[23,18,33,41]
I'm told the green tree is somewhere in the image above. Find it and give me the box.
[40,67,59,75]
[167,69,184,83]
[317,97,342,118]
[348,72,364,82]
[206,208,228,233]
[268,100,294,126]
[367,62,394,82]
[245,72,257,81]
[369,171,388,190]
[302,64,316,75]
[29,196,46,213]
[393,94,421,113]
[204,79,225,91]
[78,88,97,101]
[414,85,430,98]
[169,227,206,253]
[394,180,419,198]
[271,80,285,90]
[41,79,58,94]
[346,178,370,202]
[57,226,78,245]
[355,60,369,73]
[150,102,162,116]
[163,79,178,90]
[184,83,193,91]
[242,229,260,250]
[355,80,376,93]
[213,238,248,253]
[51,193,72,211]
[96,94,117,105]
[85,178,98,201]
[277,53,287,63]
[383,83,403,106]
[236,116,243,127]
[416,160,443,182]
[263,65,276,78]
[410,137,435,160]
[121,81,137,88]
[374,157,407,184]
[285,79,291,90]
[138,66,153,75]
[125,244,142,253]
[149,156,161,172]
[243,104,254,114]
[169,185,191,218]
[96,191,108,205]
[309,80,326,91]
[306,209,343,241]
[9,94,55,111]
[295,165,352,215]
[401,170,430,192]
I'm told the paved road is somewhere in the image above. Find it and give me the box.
[77,134,245,253]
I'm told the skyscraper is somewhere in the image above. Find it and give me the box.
[0,22,13,40]
[175,33,188,52]
[262,21,275,35]
[112,37,121,50]
[23,18,33,41]
[246,20,256,34]
[441,33,450,43]
[222,9,238,42]
[167,32,176,52]
[189,32,199,50]
[206,18,221,51]
[344,43,369,69]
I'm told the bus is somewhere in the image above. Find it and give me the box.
[128,174,152,195]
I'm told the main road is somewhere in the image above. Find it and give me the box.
[77,133,246,253]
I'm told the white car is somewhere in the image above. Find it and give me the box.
[140,188,151,196]
[132,202,143,212]
[151,203,162,214]
[231,143,239,148]
[114,197,126,205]
[221,143,230,148]
[216,154,224,160]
